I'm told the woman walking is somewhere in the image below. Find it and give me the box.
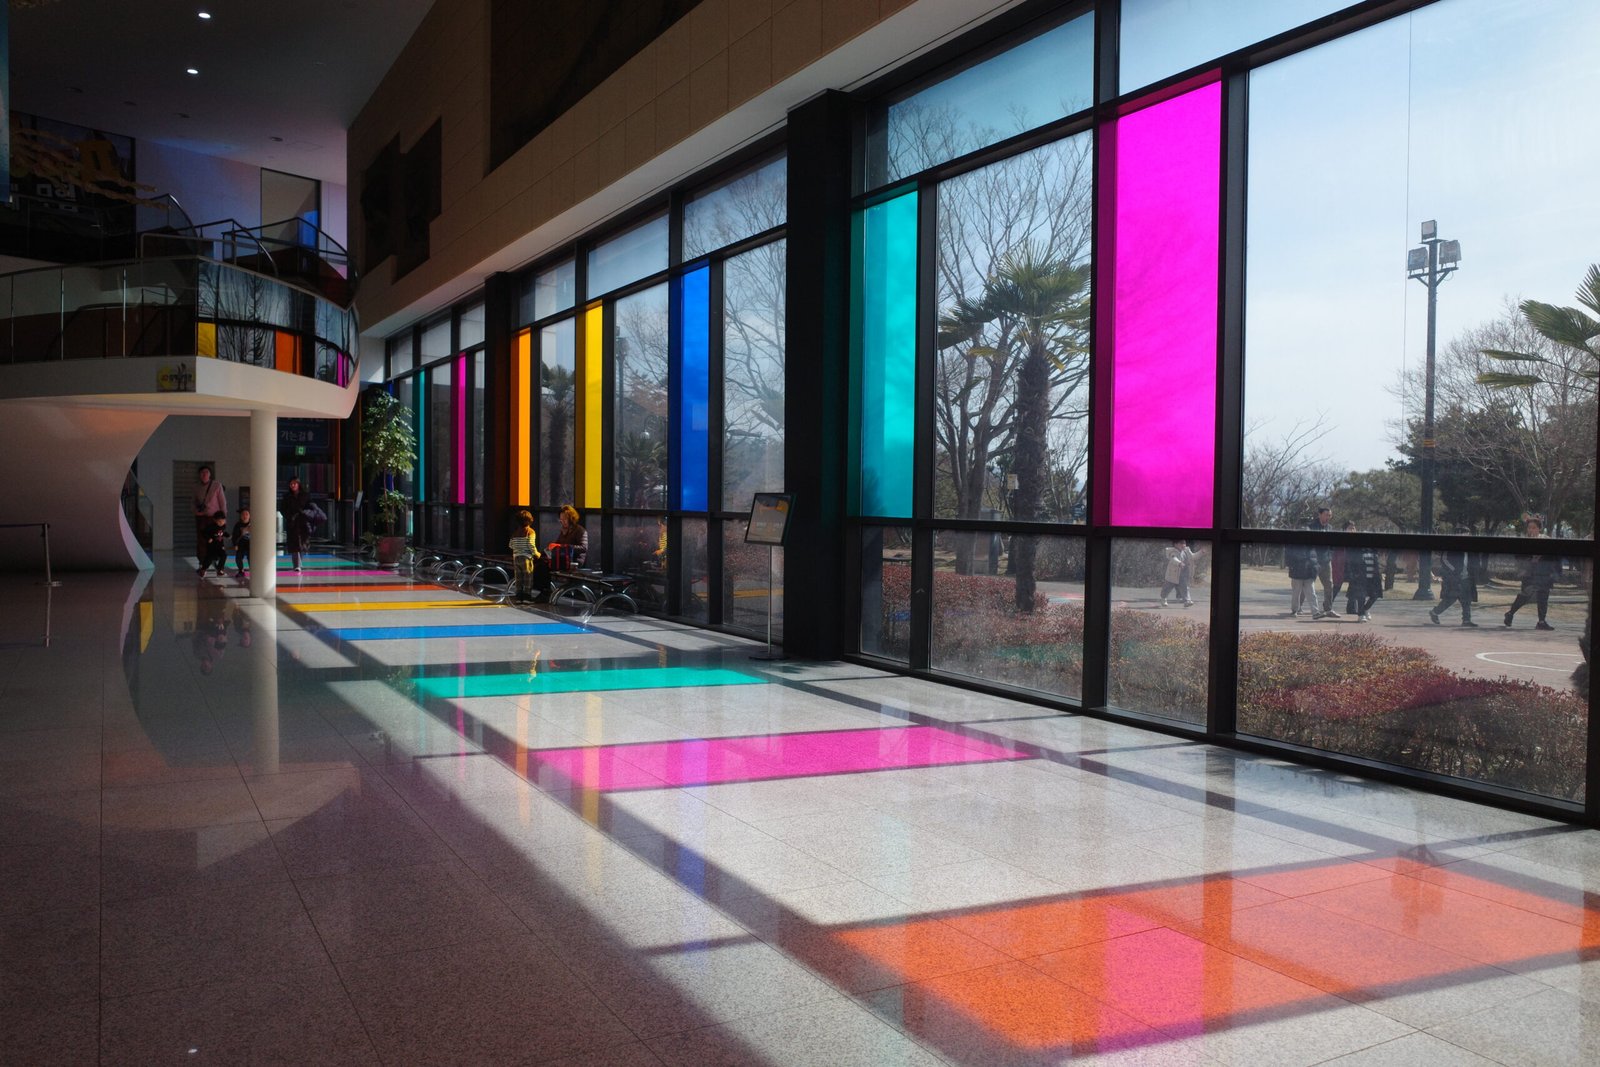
[279,476,312,572]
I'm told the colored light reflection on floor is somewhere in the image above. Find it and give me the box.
[296,600,506,612]
[529,725,1029,791]
[829,861,1600,1056]
[277,558,368,569]
[280,569,424,578]
[415,665,761,700]
[323,623,587,640]
[281,583,437,594]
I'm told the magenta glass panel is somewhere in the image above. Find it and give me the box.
[527,725,1029,792]
[1109,81,1220,528]
[454,353,468,505]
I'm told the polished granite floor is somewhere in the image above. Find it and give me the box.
[3,554,1600,1066]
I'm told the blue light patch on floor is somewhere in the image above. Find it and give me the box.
[323,623,589,640]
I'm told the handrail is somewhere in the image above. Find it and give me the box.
[251,215,355,265]
[148,218,279,276]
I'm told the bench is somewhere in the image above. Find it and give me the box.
[549,570,640,621]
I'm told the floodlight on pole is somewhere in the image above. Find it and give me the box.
[1406,220,1461,599]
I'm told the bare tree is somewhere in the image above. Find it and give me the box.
[613,288,670,508]
[930,121,1094,574]
[1240,416,1338,530]
[1396,301,1596,535]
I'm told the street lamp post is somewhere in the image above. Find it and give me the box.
[1407,220,1461,600]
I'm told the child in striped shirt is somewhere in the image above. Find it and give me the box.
[509,510,540,602]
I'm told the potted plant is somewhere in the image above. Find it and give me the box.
[360,388,417,568]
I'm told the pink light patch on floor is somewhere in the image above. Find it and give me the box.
[529,725,1031,792]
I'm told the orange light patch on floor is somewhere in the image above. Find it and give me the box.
[1300,872,1600,964]
[1032,926,1333,1037]
[823,916,1011,991]
[833,859,1600,1057]
[869,960,1157,1055]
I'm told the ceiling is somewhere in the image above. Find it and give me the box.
[9,0,435,185]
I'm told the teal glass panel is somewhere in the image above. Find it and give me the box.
[854,191,918,518]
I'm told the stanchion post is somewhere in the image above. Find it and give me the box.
[40,522,62,588]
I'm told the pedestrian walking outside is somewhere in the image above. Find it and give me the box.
[1504,516,1560,631]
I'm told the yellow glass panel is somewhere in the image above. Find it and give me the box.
[582,304,604,511]
[197,322,217,357]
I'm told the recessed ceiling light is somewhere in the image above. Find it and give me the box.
[186,68,199,75]
[198,10,212,19]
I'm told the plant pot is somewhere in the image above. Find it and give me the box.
[375,535,407,568]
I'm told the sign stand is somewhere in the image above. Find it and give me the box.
[743,493,793,662]
[751,543,782,661]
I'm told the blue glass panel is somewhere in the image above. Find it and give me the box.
[671,266,711,511]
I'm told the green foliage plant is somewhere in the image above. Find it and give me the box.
[361,389,417,537]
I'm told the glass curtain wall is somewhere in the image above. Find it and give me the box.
[507,153,787,635]
[380,302,488,548]
[847,0,1597,812]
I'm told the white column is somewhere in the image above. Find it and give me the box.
[249,410,277,599]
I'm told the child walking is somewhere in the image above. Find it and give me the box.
[199,510,229,576]
[231,508,252,579]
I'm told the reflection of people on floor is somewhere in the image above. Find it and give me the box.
[191,601,230,675]
[1505,516,1559,630]
[1430,544,1478,627]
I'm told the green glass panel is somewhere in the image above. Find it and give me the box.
[854,190,918,517]
[414,666,764,699]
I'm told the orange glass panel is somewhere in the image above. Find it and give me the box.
[274,330,302,374]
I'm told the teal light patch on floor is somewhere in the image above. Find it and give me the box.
[414,666,765,698]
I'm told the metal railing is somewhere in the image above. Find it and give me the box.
[0,255,358,386]
[139,216,357,308]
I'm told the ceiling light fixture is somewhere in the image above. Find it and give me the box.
[186,68,199,75]
[198,10,212,18]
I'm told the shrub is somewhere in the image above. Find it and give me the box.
[872,568,1585,799]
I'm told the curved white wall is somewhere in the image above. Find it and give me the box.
[0,401,166,572]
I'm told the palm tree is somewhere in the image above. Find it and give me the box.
[1478,263,1598,697]
[1479,264,1599,390]
[939,242,1090,610]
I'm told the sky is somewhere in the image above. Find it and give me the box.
[1242,0,1600,472]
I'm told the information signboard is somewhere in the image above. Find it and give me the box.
[745,493,793,546]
